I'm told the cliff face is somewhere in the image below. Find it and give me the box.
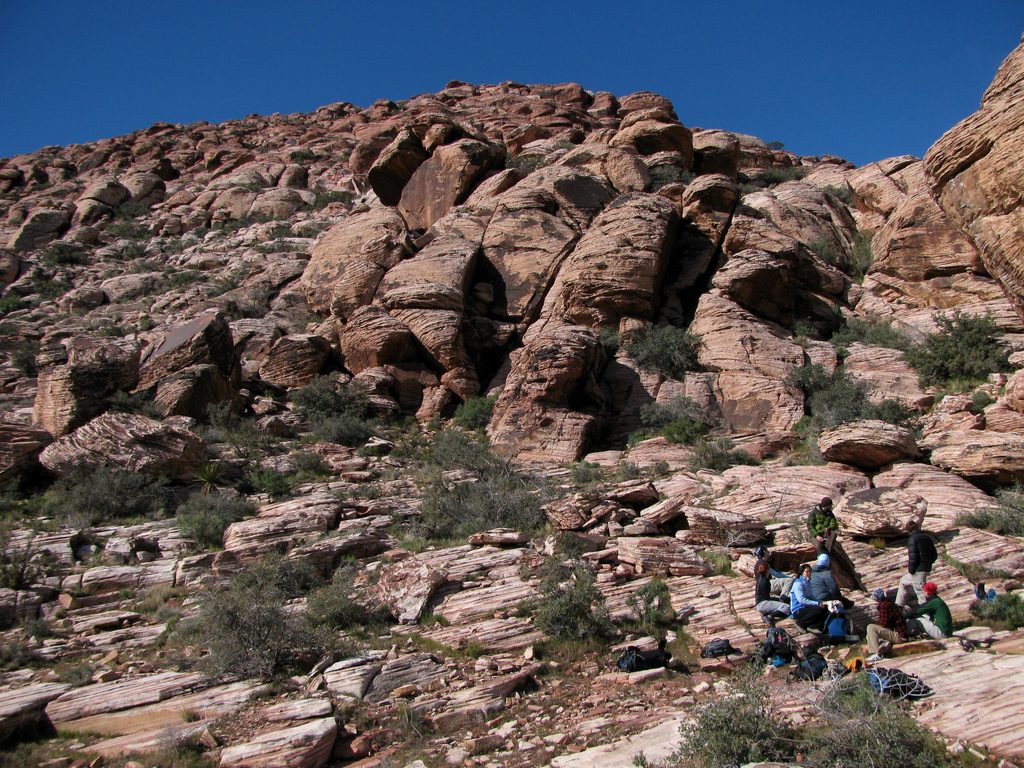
[2,71,1021,463]
[2,47,1024,768]
[925,36,1024,323]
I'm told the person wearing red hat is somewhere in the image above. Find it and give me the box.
[908,582,952,639]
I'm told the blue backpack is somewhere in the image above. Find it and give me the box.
[825,613,851,642]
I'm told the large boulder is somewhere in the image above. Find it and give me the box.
[547,193,678,327]
[818,420,920,470]
[152,364,237,418]
[218,717,337,768]
[300,206,408,317]
[338,306,416,374]
[377,559,448,624]
[9,208,71,251]
[0,419,53,485]
[367,126,429,205]
[137,312,238,392]
[834,486,927,538]
[38,413,206,480]
[398,139,503,230]
[479,167,613,321]
[258,334,332,389]
[925,429,1024,489]
[33,337,141,437]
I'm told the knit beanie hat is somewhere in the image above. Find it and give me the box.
[924,582,938,596]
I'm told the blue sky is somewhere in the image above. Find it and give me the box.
[2,1,1021,166]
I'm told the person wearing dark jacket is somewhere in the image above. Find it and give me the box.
[896,520,938,608]
[754,560,791,621]
[807,497,839,553]
[808,553,855,609]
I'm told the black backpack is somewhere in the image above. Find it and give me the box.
[760,627,795,663]
[700,638,741,659]
[617,644,672,672]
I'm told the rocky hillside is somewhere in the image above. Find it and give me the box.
[0,34,1023,768]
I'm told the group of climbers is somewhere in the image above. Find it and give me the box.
[752,496,952,662]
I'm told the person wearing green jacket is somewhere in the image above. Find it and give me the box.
[909,582,952,639]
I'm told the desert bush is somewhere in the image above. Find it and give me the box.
[0,295,26,316]
[106,389,162,418]
[244,468,292,497]
[831,316,911,351]
[970,389,995,413]
[11,344,39,377]
[969,593,1024,630]
[786,364,917,430]
[452,394,497,430]
[626,577,674,632]
[648,166,693,191]
[624,325,702,380]
[56,661,94,687]
[805,678,956,768]
[904,311,1013,387]
[569,460,602,485]
[671,666,793,767]
[192,555,321,678]
[531,561,614,640]
[420,464,543,540]
[823,184,854,205]
[0,523,45,590]
[176,492,256,549]
[689,438,757,472]
[42,467,168,526]
[305,565,380,632]
[956,485,1024,536]
[312,189,353,209]
[634,396,712,446]
[292,375,377,446]
[699,548,735,576]
[849,229,874,281]
[759,166,806,184]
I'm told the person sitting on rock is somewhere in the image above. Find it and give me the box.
[807,496,839,553]
[754,559,791,623]
[908,582,952,640]
[790,564,829,632]
[753,545,794,598]
[808,553,855,609]
[865,588,907,662]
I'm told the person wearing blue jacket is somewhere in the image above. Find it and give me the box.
[791,564,829,631]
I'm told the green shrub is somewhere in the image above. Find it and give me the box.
[420,463,544,540]
[569,461,602,485]
[672,667,793,767]
[648,166,693,191]
[831,316,911,351]
[805,679,957,768]
[758,166,806,185]
[970,389,995,413]
[689,438,757,472]
[292,375,377,446]
[452,394,497,430]
[956,485,1024,535]
[823,185,854,205]
[10,345,38,377]
[420,428,495,473]
[625,326,702,380]
[635,396,712,445]
[904,312,1013,387]
[786,364,917,430]
[849,229,874,281]
[0,295,26,316]
[191,555,321,678]
[626,577,674,632]
[43,467,168,526]
[107,389,162,418]
[41,242,86,267]
[532,561,613,640]
[1,522,46,590]
[969,593,1024,630]
[176,493,256,549]
[305,565,380,631]
[312,189,353,209]
[699,548,735,576]
[245,468,292,497]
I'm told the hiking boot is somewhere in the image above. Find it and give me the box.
[878,641,893,657]
[867,653,884,663]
